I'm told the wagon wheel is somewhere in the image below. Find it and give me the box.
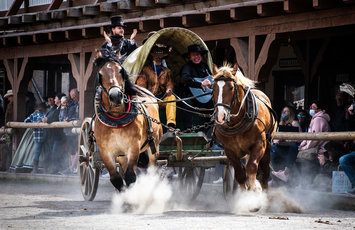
[223,163,237,200]
[78,118,100,201]
[178,167,205,200]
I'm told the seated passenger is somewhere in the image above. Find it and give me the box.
[271,105,302,182]
[180,44,213,130]
[136,44,176,129]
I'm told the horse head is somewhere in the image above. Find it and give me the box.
[212,64,239,125]
[94,49,133,108]
[212,64,256,125]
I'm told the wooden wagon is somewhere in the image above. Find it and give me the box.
[77,27,233,201]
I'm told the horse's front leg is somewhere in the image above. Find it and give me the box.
[226,149,247,190]
[125,146,140,187]
[101,151,125,192]
[246,143,265,192]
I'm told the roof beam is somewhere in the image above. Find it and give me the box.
[139,19,160,32]
[36,12,51,22]
[32,33,49,44]
[160,17,183,28]
[135,0,155,7]
[284,0,313,13]
[17,35,33,45]
[48,31,65,42]
[8,16,22,25]
[82,27,100,38]
[6,0,24,16]
[0,18,8,27]
[22,14,36,23]
[182,14,205,27]
[65,30,82,40]
[100,2,118,13]
[257,1,284,17]
[51,9,67,20]
[67,7,83,18]
[117,0,137,10]
[230,6,258,21]
[313,0,341,9]
[155,0,173,4]
[47,0,64,11]
[205,10,231,24]
[83,5,100,16]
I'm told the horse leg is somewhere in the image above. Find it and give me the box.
[124,147,140,187]
[104,158,124,192]
[226,150,247,190]
[147,145,159,167]
[246,145,265,192]
[259,145,271,190]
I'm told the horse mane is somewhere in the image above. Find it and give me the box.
[215,64,256,88]
[120,68,142,97]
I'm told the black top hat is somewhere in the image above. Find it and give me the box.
[183,44,208,58]
[110,15,126,28]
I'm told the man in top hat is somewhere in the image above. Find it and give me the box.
[180,44,213,129]
[136,45,176,129]
[102,15,138,61]
[3,89,14,126]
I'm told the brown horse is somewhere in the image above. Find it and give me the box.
[94,49,163,191]
[212,64,277,192]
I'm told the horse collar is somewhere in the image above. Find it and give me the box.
[95,89,137,128]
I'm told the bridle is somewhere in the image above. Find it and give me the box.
[213,76,238,111]
[95,49,127,102]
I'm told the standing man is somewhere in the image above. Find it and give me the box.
[66,88,79,173]
[180,44,213,129]
[42,93,66,173]
[136,45,176,129]
[102,15,138,61]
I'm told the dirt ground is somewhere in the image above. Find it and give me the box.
[0,176,355,230]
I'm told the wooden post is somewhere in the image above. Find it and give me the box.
[68,51,96,120]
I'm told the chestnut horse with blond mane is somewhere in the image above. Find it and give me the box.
[93,49,162,191]
[212,64,277,192]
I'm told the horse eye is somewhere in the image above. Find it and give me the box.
[229,86,234,90]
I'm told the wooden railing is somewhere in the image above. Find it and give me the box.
[1,122,355,142]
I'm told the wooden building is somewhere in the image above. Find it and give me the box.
[1,0,355,124]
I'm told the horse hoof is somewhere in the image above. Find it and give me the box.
[111,173,124,191]
[125,168,137,187]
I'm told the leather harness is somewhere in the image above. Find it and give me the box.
[214,77,277,145]
[93,49,157,154]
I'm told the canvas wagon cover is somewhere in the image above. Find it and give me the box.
[122,27,213,84]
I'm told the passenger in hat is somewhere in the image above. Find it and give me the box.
[4,90,14,125]
[136,44,176,129]
[180,44,213,129]
[102,15,138,61]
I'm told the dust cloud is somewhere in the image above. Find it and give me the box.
[110,167,340,215]
[111,167,172,214]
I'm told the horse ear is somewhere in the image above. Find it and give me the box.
[212,64,219,75]
[231,63,238,75]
